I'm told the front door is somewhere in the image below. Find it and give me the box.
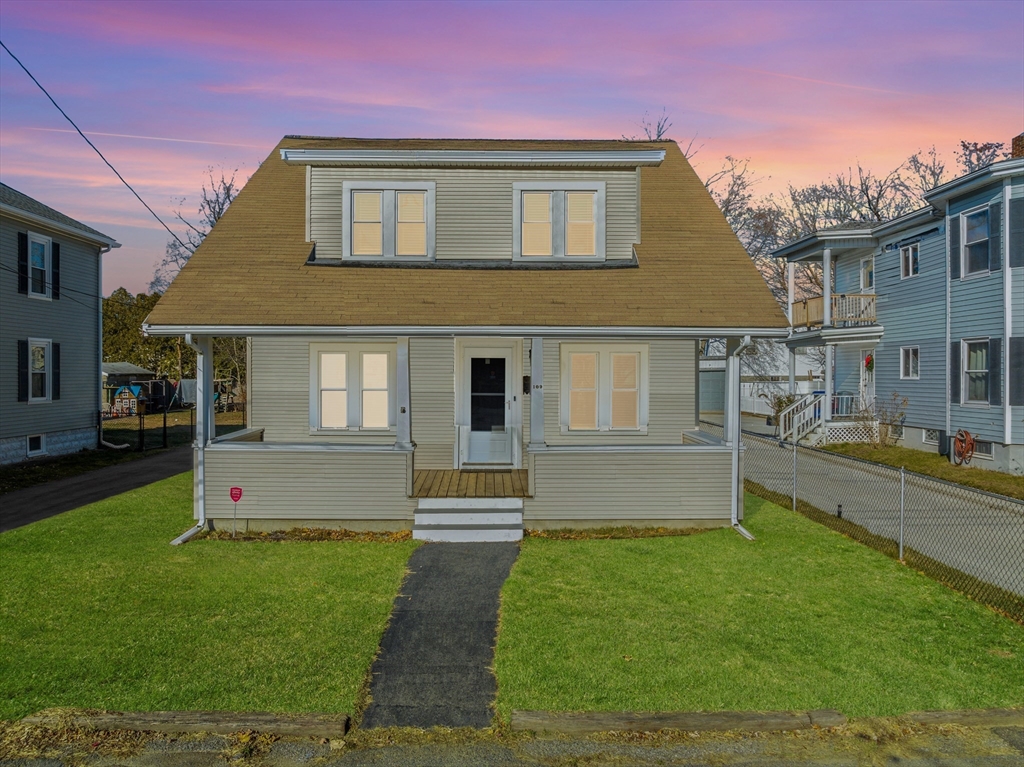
[860,348,875,410]
[461,347,513,465]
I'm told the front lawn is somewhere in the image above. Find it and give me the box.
[823,442,1024,500]
[0,472,416,720]
[495,495,1024,718]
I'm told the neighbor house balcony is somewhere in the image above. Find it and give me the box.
[791,293,876,329]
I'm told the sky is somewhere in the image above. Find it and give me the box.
[1,0,1021,295]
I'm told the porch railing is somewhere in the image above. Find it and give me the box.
[791,294,876,329]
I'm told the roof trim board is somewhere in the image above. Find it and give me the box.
[0,203,121,248]
[280,148,666,167]
[144,323,791,339]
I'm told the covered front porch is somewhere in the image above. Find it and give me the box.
[412,469,531,499]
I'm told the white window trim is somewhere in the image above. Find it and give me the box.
[859,256,874,292]
[900,346,920,380]
[972,440,994,459]
[513,181,606,262]
[900,243,919,280]
[341,181,436,260]
[922,428,939,445]
[558,342,648,434]
[26,433,46,457]
[28,337,51,403]
[960,205,991,278]
[961,337,990,407]
[27,231,52,300]
[309,342,397,433]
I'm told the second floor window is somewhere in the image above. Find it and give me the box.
[343,183,435,259]
[963,209,989,275]
[900,243,919,278]
[900,347,919,379]
[964,340,989,404]
[514,182,605,260]
[860,257,874,291]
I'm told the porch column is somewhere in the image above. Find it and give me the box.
[529,337,545,448]
[195,335,215,443]
[396,336,412,449]
[724,337,740,445]
[788,348,797,396]
[822,248,832,326]
[824,345,834,423]
[787,261,795,324]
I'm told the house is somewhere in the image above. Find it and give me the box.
[110,385,144,416]
[773,136,1023,475]
[144,137,788,542]
[0,183,120,464]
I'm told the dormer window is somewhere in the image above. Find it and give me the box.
[513,181,606,261]
[342,182,435,260]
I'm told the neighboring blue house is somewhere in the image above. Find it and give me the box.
[773,139,1023,475]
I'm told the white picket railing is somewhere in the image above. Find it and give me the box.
[779,393,824,444]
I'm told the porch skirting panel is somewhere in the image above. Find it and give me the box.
[525,449,733,525]
[202,448,415,522]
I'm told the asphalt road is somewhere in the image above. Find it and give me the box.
[0,446,192,533]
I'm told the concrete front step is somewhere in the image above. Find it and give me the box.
[413,497,524,542]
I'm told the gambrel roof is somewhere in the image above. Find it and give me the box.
[146,137,787,333]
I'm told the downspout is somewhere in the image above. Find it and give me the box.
[171,333,206,545]
[730,335,755,540]
[96,245,130,450]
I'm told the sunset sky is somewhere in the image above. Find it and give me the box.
[1,0,1021,295]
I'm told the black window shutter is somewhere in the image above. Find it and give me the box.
[948,216,960,279]
[950,341,960,403]
[17,232,29,294]
[1010,198,1024,268]
[51,343,61,401]
[989,202,1001,272]
[17,340,29,401]
[51,242,61,300]
[988,337,1001,406]
[1010,337,1024,407]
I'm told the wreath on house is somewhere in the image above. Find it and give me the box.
[864,353,874,372]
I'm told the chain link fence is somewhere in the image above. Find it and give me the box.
[702,421,1024,623]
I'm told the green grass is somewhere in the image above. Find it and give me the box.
[0,412,244,495]
[0,472,416,720]
[824,443,1024,500]
[495,495,1024,718]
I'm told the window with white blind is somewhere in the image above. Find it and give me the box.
[342,182,435,259]
[513,182,605,260]
[560,343,648,432]
[310,344,396,431]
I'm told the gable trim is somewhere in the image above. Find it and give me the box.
[280,148,666,167]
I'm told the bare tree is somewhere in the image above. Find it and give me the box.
[150,167,239,293]
[622,108,673,141]
[956,140,1008,174]
[906,146,949,196]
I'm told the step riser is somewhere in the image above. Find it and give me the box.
[413,528,523,543]
[417,498,524,510]
[415,512,523,526]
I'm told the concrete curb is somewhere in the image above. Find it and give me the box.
[903,708,1023,728]
[510,709,846,735]
[19,710,350,738]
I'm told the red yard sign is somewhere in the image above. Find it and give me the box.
[229,487,243,503]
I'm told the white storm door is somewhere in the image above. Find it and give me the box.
[860,348,875,410]
[462,347,513,465]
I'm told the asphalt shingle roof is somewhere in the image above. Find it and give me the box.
[1,182,115,243]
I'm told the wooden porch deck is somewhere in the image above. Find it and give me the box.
[412,469,531,498]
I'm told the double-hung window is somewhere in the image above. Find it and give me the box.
[513,182,605,260]
[900,347,919,379]
[900,244,919,278]
[29,233,51,298]
[29,339,50,401]
[962,208,990,275]
[342,182,435,259]
[560,344,648,432]
[860,257,874,291]
[311,344,396,431]
[963,340,989,404]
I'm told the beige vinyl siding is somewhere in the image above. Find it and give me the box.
[525,449,732,521]
[249,335,393,444]
[543,337,696,445]
[203,448,414,521]
[310,168,637,261]
[409,336,455,468]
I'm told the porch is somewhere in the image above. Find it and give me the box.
[412,469,531,499]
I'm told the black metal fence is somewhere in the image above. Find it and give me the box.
[702,421,1024,624]
[100,409,245,452]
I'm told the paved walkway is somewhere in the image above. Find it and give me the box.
[361,542,519,729]
[0,447,192,533]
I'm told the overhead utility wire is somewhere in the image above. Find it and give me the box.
[0,263,145,308]
[0,39,190,252]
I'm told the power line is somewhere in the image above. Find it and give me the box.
[0,262,149,308]
[0,38,190,252]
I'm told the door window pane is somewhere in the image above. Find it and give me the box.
[521,192,552,256]
[352,191,383,256]
[470,357,506,431]
[565,192,595,256]
[396,191,426,256]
